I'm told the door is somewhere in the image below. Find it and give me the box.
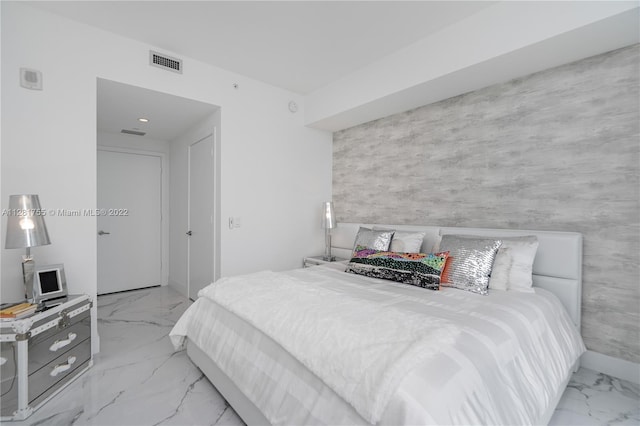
[188,135,214,300]
[97,150,162,294]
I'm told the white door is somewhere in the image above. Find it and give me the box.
[97,150,162,294]
[188,135,214,300]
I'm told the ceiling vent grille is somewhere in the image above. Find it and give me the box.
[149,50,182,74]
[121,129,146,136]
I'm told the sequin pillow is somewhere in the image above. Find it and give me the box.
[438,235,502,295]
[346,248,449,290]
[352,227,395,253]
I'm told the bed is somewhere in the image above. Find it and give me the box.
[170,223,586,425]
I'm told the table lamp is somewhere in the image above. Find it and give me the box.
[321,201,336,261]
[5,194,51,300]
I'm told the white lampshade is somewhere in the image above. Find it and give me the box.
[321,201,336,229]
[5,194,51,249]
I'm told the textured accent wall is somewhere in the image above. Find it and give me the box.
[333,45,639,363]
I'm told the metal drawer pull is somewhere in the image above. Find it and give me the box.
[49,332,77,352]
[50,356,77,377]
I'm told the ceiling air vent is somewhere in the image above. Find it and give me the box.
[121,129,146,136]
[149,50,182,74]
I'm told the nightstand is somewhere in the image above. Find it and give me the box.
[303,256,348,268]
[0,294,93,421]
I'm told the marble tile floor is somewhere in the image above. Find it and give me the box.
[10,286,639,426]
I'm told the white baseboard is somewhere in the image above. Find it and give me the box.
[580,350,640,384]
[167,279,187,298]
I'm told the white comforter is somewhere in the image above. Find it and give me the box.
[170,266,585,425]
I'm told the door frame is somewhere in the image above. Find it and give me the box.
[186,132,219,299]
[97,146,169,288]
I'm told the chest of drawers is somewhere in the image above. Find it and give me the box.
[0,295,93,421]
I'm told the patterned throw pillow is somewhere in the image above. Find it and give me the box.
[346,247,449,290]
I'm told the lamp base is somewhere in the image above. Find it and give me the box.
[324,229,335,263]
[22,256,35,302]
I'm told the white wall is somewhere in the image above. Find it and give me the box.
[1,2,332,353]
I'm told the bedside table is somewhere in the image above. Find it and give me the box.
[0,294,93,421]
[303,256,348,268]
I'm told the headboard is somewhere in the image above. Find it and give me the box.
[331,223,583,331]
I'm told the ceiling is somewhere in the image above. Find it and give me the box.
[29,1,495,95]
[97,79,217,141]
[26,1,637,138]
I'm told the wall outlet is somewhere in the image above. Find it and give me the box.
[229,216,242,229]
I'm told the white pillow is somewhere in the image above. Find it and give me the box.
[489,236,539,292]
[373,227,426,253]
[391,231,426,253]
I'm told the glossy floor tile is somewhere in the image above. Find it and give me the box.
[11,286,243,426]
[549,368,639,425]
[9,286,639,425]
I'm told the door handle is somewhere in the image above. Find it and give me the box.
[98,230,111,235]
[186,231,192,236]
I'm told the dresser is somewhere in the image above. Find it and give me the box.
[0,295,93,421]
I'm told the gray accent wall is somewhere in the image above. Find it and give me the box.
[333,45,639,363]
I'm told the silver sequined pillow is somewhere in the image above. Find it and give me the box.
[438,235,502,295]
[352,227,395,252]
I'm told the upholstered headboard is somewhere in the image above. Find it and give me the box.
[331,223,583,331]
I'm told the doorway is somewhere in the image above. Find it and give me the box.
[96,78,220,298]
[188,134,215,300]
[97,149,162,294]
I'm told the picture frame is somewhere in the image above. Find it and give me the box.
[32,263,68,304]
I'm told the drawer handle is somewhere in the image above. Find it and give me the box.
[49,332,77,352]
[50,356,77,377]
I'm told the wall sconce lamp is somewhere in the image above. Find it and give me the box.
[321,201,336,261]
[5,195,51,300]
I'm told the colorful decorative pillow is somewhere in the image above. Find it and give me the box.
[438,235,502,295]
[346,248,449,290]
[352,227,395,253]
[440,255,454,284]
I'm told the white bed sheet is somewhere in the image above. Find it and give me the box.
[170,265,585,425]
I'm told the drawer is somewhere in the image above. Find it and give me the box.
[29,311,90,375]
[28,337,91,404]
[0,342,18,417]
[28,299,92,339]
